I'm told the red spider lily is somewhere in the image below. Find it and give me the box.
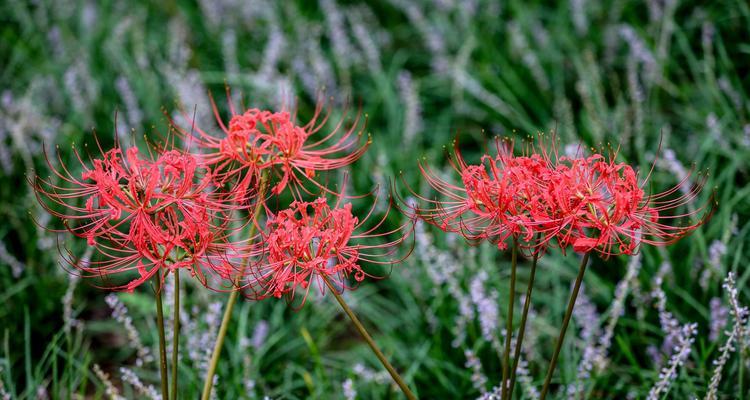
[170,90,370,201]
[244,194,413,306]
[32,141,256,292]
[408,136,711,256]
[405,138,553,250]
[538,153,712,257]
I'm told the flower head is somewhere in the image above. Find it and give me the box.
[245,194,413,306]
[32,140,253,292]
[171,91,370,200]
[407,137,552,250]
[539,153,712,256]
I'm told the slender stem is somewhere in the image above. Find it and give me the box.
[201,173,268,400]
[539,253,590,400]
[201,288,238,400]
[501,239,518,400]
[740,351,745,400]
[154,273,170,400]
[170,270,180,400]
[507,249,540,400]
[66,319,73,400]
[322,276,417,400]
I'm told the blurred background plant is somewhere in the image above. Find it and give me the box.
[1,0,749,398]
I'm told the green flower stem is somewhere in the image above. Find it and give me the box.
[539,252,590,400]
[201,173,268,400]
[201,287,239,400]
[322,275,417,400]
[740,358,745,400]
[170,270,180,400]
[507,248,540,400]
[154,273,170,400]
[501,239,518,400]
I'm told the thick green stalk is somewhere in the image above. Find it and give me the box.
[201,173,268,400]
[322,276,417,400]
[170,270,180,400]
[501,239,518,400]
[507,249,540,400]
[539,253,590,400]
[154,274,170,400]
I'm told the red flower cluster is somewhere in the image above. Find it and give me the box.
[244,195,411,305]
[410,139,547,250]
[33,144,250,292]
[33,96,403,299]
[411,137,711,257]
[172,95,370,200]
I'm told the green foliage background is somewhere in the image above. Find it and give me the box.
[1,0,749,398]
